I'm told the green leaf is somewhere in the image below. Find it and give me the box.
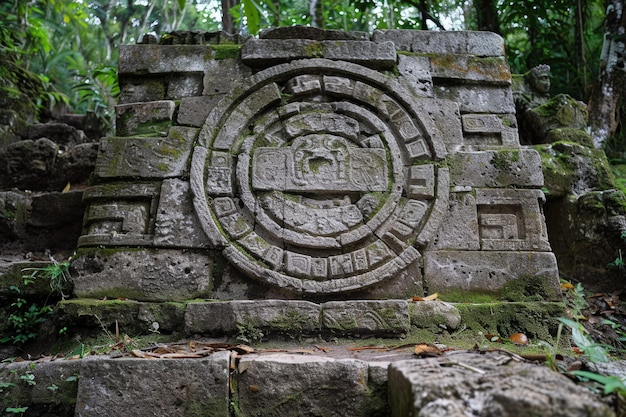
[176,0,186,11]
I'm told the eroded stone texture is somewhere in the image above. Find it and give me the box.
[389,352,615,417]
[185,300,322,335]
[72,248,212,302]
[237,354,379,417]
[322,300,410,336]
[75,353,230,417]
[76,27,559,301]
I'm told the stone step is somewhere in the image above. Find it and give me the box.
[0,351,615,417]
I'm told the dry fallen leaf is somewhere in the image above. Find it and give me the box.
[412,293,439,302]
[561,282,574,291]
[414,343,442,357]
[509,333,529,345]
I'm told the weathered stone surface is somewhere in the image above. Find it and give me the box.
[389,352,615,417]
[178,95,224,127]
[460,113,519,147]
[61,142,99,185]
[0,360,80,415]
[0,191,30,240]
[154,179,210,247]
[29,191,83,227]
[79,182,160,247]
[434,84,516,114]
[424,251,560,297]
[429,54,511,84]
[27,122,88,146]
[520,93,589,144]
[0,138,59,190]
[75,352,230,417]
[410,301,461,331]
[118,78,166,104]
[449,149,544,188]
[94,126,197,179]
[237,354,379,417]
[72,248,213,302]
[428,191,480,251]
[56,298,186,334]
[203,59,252,95]
[115,100,175,136]
[321,300,410,335]
[185,300,321,336]
[397,54,433,97]
[166,72,203,99]
[476,188,551,251]
[118,44,216,74]
[241,39,397,69]
[372,30,505,56]
[260,26,369,41]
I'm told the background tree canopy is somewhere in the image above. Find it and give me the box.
[0,0,623,150]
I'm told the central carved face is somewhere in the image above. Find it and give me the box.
[191,59,448,295]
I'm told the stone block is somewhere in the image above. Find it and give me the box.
[75,353,230,417]
[237,354,375,417]
[72,248,213,302]
[118,78,166,104]
[28,190,84,228]
[79,182,160,247]
[423,250,559,296]
[434,84,515,114]
[372,30,505,56]
[185,300,322,336]
[203,59,252,95]
[154,179,211,247]
[56,298,186,334]
[460,113,519,147]
[241,39,397,69]
[321,300,410,336]
[449,149,544,188]
[389,352,614,417]
[166,72,204,99]
[119,44,216,74]
[94,126,197,179]
[410,301,461,331]
[397,54,433,97]
[476,188,551,251]
[426,99,463,150]
[429,55,511,84]
[428,191,480,251]
[115,100,175,136]
[178,95,224,127]
[0,360,80,413]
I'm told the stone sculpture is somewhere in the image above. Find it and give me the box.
[73,27,560,302]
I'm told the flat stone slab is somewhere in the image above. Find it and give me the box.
[389,351,615,417]
[241,39,397,69]
[184,299,412,337]
[75,352,231,417]
[236,353,387,417]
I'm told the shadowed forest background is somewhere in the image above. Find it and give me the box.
[0,0,625,158]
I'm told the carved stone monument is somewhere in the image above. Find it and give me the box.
[73,28,559,305]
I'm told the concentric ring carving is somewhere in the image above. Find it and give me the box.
[190,59,449,294]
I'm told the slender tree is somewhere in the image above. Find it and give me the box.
[588,0,626,148]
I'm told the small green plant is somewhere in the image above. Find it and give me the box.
[1,258,71,345]
[1,287,53,345]
[607,232,626,274]
[236,319,264,344]
[5,407,28,415]
[21,257,71,300]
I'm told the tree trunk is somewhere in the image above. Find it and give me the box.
[221,0,238,34]
[474,0,500,34]
[588,0,626,148]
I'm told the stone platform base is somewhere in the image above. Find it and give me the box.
[56,298,565,342]
[0,350,614,417]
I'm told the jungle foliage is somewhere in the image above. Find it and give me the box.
[0,0,622,148]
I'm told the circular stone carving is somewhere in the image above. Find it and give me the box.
[191,59,449,294]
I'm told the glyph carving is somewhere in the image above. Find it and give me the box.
[191,59,448,294]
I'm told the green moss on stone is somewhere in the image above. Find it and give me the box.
[456,302,565,341]
[211,44,242,60]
